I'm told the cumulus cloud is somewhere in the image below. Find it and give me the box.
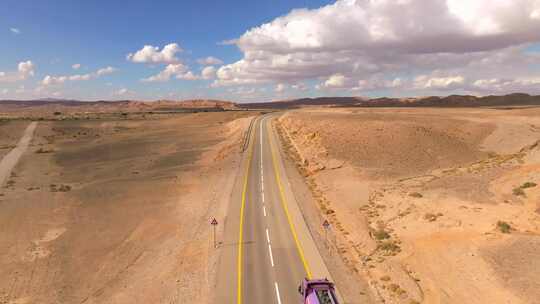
[197,56,224,65]
[275,83,286,92]
[0,60,35,82]
[10,28,20,35]
[41,66,116,86]
[201,66,217,79]
[72,63,81,70]
[473,77,540,93]
[142,64,217,82]
[96,66,116,76]
[113,88,131,96]
[414,75,466,90]
[214,0,540,95]
[142,63,188,82]
[127,43,182,64]
[323,73,349,88]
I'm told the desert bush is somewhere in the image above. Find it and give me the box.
[53,111,62,116]
[512,187,525,196]
[496,221,512,233]
[50,184,71,192]
[409,192,423,198]
[35,148,54,154]
[377,240,401,254]
[373,229,391,240]
[424,213,439,222]
[521,182,537,189]
[380,275,391,282]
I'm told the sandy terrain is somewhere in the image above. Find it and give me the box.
[0,111,253,304]
[0,120,28,160]
[277,107,540,304]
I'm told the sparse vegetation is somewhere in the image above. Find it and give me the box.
[380,275,391,282]
[496,221,512,233]
[373,229,391,240]
[50,184,72,192]
[388,283,407,296]
[409,192,423,198]
[513,182,537,196]
[512,187,526,196]
[521,182,537,189]
[424,212,443,222]
[35,147,54,154]
[377,240,401,255]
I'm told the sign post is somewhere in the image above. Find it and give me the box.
[211,218,218,248]
[322,219,330,249]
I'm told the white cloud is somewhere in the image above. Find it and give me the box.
[18,61,34,78]
[42,75,67,85]
[142,64,215,82]
[41,66,116,86]
[96,66,116,76]
[353,77,404,91]
[414,75,466,90]
[72,63,81,70]
[197,56,224,65]
[142,63,188,82]
[275,83,286,92]
[127,43,182,64]
[213,0,540,95]
[473,77,540,93]
[291,83,308,91]
[114,88,130,96]
[1,89,8,95]
[323,73,348,88]
[10,28,20,35]
[201,66,217,79]
[177,71,200,80]
[0,60,35,82]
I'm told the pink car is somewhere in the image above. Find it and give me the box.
[298,278,339,304]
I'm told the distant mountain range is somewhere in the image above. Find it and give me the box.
[0,99,237,112]
[239,93,540,109]
[1,93,540,111]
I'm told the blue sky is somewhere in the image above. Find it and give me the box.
[1,0,540,101]
[0,0,331,101]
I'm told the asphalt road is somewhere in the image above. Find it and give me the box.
[215,115,335,304]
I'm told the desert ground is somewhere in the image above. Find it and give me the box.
[0,120,28,160]
[277,106,540,304]
[0,111,254,304]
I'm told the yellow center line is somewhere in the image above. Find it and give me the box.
[266,117,313,279]
[237,117,256,304]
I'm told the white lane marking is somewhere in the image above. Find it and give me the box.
[266,228,271,244]
[268,244,275,267]
[274,282,282,304]
[263,205,267,217]
[260,119,265,201]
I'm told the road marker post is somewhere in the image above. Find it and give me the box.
[211,218,218,248]
[323,219,331,249]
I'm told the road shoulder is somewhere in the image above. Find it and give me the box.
[272,115,378,304]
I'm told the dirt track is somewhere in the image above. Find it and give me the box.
[278,107,540,304]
